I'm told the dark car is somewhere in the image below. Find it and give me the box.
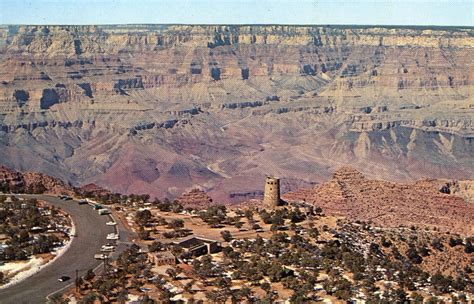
[58,275,70,282]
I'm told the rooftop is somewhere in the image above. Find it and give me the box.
[153,251,175,260]
[172,235,219,249]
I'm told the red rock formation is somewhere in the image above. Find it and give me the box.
[284,167,474,235]
[175,188,214,210]
[0,165,71,194]
[0,166,24,191]
[76,183,111,196]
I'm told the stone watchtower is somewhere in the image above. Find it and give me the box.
[263,176,281,207]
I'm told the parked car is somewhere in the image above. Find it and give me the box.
[98,209,111,215]
[94,253,108,260]
[107,233,119,240]
[58,276,70,282]
[101,245,115,252]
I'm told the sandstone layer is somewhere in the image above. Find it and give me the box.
[0,25,472,200]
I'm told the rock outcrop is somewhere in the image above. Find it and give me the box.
[76,183,111,197]
[284,167,474,235]
[0,165,71,194]
[175,188,214,209]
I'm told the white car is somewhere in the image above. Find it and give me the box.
[58,276,71,282]
[106,233,119,240]
[101,245,115,252]
[106,221,116,226]
[94,253,108,260]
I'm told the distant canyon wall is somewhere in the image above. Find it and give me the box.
[0,25,472,200]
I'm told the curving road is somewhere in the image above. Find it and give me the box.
[0,195,131,304]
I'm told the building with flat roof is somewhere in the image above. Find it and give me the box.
[171,235,220,257]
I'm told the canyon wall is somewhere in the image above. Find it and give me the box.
[0,25,472,201]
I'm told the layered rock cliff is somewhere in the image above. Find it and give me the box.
[0,25,472,200]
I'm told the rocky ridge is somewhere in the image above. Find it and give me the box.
[0,165,72,194]
[284,167,474,235]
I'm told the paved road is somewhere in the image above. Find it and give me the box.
[0,195,130,304]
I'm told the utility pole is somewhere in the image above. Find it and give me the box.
[75,269,79,292]
[103,256,109,275]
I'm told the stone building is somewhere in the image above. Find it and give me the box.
[263,176,281,207]
[149,251,176,266]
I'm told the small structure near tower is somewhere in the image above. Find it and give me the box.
[263,176,281,207]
